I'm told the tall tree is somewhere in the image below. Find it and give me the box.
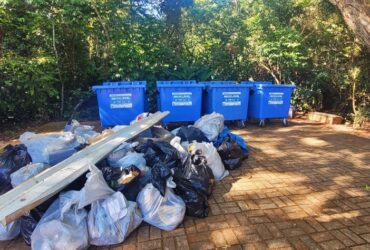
[328,0,370,50]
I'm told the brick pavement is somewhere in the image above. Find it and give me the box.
[1,121,369,250]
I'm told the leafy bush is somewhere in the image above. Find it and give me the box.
[292,84,323,112]
[353,106,370,128]
[0,0,369,126]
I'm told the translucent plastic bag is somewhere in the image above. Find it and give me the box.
[116,152,147,171]
[137,179,185,231]
[64,120,99,145]
[188,142,229,181]
[19,132,79,164]
[10,163,48,188]
[88,193,142,246]
[79,165,142,246]
[194,112,224,141]
[107,142,135,167]
[0,220,20,241]
[170,136,188,164]
[31,190,89,250]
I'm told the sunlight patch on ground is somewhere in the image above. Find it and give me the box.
[300,137,329,147]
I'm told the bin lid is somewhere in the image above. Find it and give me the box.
[241,81,273,86]
[201,81,251,88]
[92,81,147,91]
[157,80,204,87]
[254,84,296,89]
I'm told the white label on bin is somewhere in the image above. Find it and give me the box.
[109,93,133,109]
[222,91,241,106]
[268,92,284,105]
[172,92,192,106]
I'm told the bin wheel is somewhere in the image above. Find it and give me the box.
[282,119,288,126]
[259,119,265,127]
[237,120,246,129]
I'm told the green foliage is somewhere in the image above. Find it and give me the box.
[292,83,323,112]
[0,0,369,125]
[353,105,370,128]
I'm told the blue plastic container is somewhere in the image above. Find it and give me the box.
[241,81,273,85]
[247,83,295,126]
[92,81,147,127]
[201,81,251,123]
[157,81,204,123]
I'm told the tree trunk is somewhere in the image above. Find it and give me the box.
[328,0,370,50]
[52,21,65,117]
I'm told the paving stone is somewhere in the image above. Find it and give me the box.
[319,239,345,250]
[209,230,227,247]
[360,233,370,243]
[5,122,370,250]
[331,229,356,246]
[175,235,190,250]
[311,231,334,242]
[266,238,292,249]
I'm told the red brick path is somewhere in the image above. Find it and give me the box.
[2,121,370,250]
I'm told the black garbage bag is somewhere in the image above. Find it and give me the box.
[135,139,181,169]
[101,165,151,201]
[20,195,57,245]
[151,163,172,196]
[217,136,246,170]
[173,175,209,218]
[176,127,209,143]
[101,165,140,190]
[175,150,215,197]
[0,144,31,194]
[173,151,214,217]
[20,209,43,245]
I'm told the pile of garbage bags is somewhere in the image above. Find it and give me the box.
[0,113,248,248]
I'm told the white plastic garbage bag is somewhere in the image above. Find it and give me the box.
[170,127,181,136]
[10,163,49,188]
[65,120,99,145]
[31,191,89,250]
[88,193,142,246]
[107,142,135,167]
[79,165,142,246]
[170,136,188,164]
[194,112,224,141]
[0,220,20,241]
[137,178,185,231]
[20,132,80,164]
[189,142,229,181]
[116,152,146,171]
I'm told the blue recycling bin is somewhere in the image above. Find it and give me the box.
[157,80,204,123]
[92,81,147,127]
[201,81,251,124]
[247,83,295,127]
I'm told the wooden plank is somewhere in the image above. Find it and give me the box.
[308,112,343,125]
[0,111,169,225]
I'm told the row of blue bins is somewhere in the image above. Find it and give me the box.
[92,81,295,128]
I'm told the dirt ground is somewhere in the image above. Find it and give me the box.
[0,118,370,249]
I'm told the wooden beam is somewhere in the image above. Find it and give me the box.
[0,111,169,225]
